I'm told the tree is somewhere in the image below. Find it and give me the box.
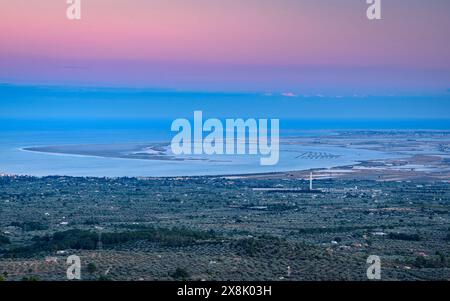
[87,263,97,274]
[171,267,190,280]
[21,276,40,281]
[0,234,10,246]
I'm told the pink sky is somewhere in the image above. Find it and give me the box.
[1,0,449,94]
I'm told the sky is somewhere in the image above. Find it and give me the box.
[1,83,449,121]
[0,0,449,120]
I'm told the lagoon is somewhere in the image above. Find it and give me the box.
[0,125,400,177]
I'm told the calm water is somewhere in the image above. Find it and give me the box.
[1,119,444,177]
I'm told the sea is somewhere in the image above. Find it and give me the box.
[0,119,448,177]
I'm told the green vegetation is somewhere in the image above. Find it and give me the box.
[87,263,97,274]
[234,235,317,259]
[5,227,218,257]
[297,225,381,234]
[0,234,10,246]
[387,232,421,241]
[0,175,449,280]
[412,255,450,269]
[10,221,48,231]
[0,272,8,281]
[21,276,40,281]
[170,267,190,280]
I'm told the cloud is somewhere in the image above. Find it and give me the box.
[281,92,299,98]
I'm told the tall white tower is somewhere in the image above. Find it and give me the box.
[309,172,313,190]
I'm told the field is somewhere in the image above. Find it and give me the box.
[1,174,449,281]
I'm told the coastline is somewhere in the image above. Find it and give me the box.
[2,158,449,182]
[15,145,387,178]
[4,130,448,180]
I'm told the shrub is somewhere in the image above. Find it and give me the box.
[21,276,40,281]
[0,234,10,245]
[171,268,190,279]
[87,263,97,274]
[445,233,450,241]
[7,227,218,256]
[10,221,48,231]
[387,233,420,241]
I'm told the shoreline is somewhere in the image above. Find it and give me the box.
[8,131,450,181]
[3,160,449,183]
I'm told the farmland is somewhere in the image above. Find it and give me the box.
[1,175,449,281]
